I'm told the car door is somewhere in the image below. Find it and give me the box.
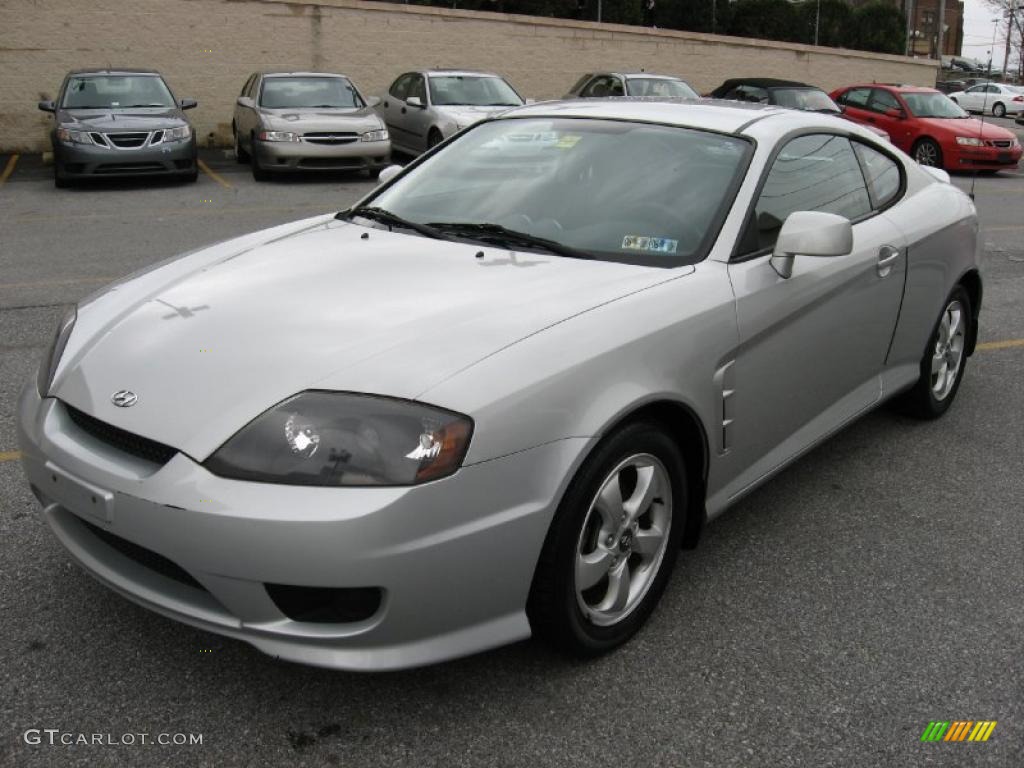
[404,74,433,152]
[867,88,910,149]
[380,73,414,151]
[723,133,907,495]
[961,85,984,112]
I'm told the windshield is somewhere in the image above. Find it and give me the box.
[772,88,840,113]
[61,75,175,109]
[260,77,363,109]
[626,78,699,99]
[902,92,967,118]
[428,76,523,107]
[366,118,750,266]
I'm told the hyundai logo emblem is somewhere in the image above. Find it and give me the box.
[111,390,138,408]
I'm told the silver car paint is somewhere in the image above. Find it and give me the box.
[18,101,980,670]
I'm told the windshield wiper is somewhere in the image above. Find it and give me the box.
[338,206,444,240]
[121,104,168,108]
[426,222,592,259]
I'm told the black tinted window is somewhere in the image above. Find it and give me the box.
[389,74,412,100]
[839,88,871,108]
[853,143,901,209]
[869,89,901,113]
[752,134,871,252]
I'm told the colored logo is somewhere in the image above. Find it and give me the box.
[920,721,997,742]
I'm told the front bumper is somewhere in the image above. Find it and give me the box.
[17,384,589,670]
[55,138,196,178]
[254,138,391,172]
[948,143,1022,170]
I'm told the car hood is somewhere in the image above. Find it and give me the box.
[917,116,1017,140]
[260,107,383,132]
[57,107,187,130]
[433,105,517,125]
[54,217,684,460]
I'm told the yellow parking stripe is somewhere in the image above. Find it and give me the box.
[197,159,232,189]
[976,338,1024,351]
[0,451,21,462]
[0,153,19,184]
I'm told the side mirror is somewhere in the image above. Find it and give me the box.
[770,211,853,279]
[38,100,56,113]
[236,96,255,108]
[365,95,381,108]
[883,107,904,119]
[406,96,424,108]
[377,164,403,185]
[179,98,198,110]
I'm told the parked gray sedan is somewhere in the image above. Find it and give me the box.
[565,71,699,99]
[233,72,391,180]
[38,69,198,187]
[377,69,524,154]
[18,100,980,671]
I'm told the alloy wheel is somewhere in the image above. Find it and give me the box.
[915,142,939,166]
[931,298,966,401]
[574,453,672,627]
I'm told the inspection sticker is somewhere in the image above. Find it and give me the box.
[621,235,678,254]
[554,134,582,149]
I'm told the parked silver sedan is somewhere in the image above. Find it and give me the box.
[565,71,699,99]
[376,69,524,154]
[19,99,980,671]
[233,72,391,179]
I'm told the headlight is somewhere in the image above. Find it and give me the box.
[56,128,93,145]
[37,306,77,397]
[361,129,389,142]
[258,131,299,142]
[955,136,985,147]
[162,125,191,142]
[203,391,473,486]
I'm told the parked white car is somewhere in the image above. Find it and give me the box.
[947,83,1024,117]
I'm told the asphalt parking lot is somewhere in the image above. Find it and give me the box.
[1,131,1022,767]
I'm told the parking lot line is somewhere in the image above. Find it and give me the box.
[976,338,1024,351]
[0,154,19,184]
[197,159,232,189]
[0,451,21,462]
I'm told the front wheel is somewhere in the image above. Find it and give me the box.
[427,129,444,150]
[913,138,943,168]
[528,422,687,656]
[251,138,268,181]
[234,126,249,163]
[897,286,972,419]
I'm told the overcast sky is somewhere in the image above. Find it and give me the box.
[960,0,1012,64]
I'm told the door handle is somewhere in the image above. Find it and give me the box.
[877,246,900,278]
[401,107,407,114]
[384,101,389,107]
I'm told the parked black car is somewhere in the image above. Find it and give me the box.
[38,68,198,187]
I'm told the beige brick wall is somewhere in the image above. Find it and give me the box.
[0,0,938,152]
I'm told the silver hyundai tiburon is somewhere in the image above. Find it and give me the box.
[18,99,981,671]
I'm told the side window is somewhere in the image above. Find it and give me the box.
[608,77,625,97]
[986,85,1000,93]
[408,74,427,103]
[569,74,592,94]
[853,142,902,210]
[869,89,901,113]
[736,86,769,103]
[838,88,871,108]
[240,75,254,97]
[750,134,871,253]
[245,76,259,99]
[582,76,612,97]
[389,74,412,101]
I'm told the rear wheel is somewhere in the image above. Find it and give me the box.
[912,138,943,168]
[992,102,1006,118]
[897,286,972,419]
[528,421,687,656]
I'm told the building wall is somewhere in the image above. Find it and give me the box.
[908,0,965,57]
[0,0,938,152]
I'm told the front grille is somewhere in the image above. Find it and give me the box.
[94,163,166,174]
[105,131,150,148]
[80,518,204,590]
[64,403,177,465]
[89,132,106,145]
[302,132,358,145]
[151,130,164,144]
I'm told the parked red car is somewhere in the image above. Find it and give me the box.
[831,84,1022,172]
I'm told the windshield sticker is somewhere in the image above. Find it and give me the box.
[554,134,582,149]
[622,235,678,254]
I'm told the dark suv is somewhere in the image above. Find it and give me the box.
[38,69,198,187]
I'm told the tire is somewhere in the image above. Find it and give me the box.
[527,421,687,657]
[251,136,268,181]
[912,138,943,168]
[182,167,198,183]
[54,164,69,188]
[234,125,249,163]
[427,129,444,150]
[897,285,972,420]
[992,102,1006,118]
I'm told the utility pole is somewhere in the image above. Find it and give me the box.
[814,0,820,46]
[905,0,914,56]
[1002,4,1018,77]
[598,0,602,23]
[936,0,947,59]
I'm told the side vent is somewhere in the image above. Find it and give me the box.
[712,360,735,455]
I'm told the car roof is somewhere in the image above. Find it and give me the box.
[66,68,162,76]
[501,98,819,135]
[258,71,351,78]
[714,78,814,90]
[843,83,939,94]
[421,70,502,78]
